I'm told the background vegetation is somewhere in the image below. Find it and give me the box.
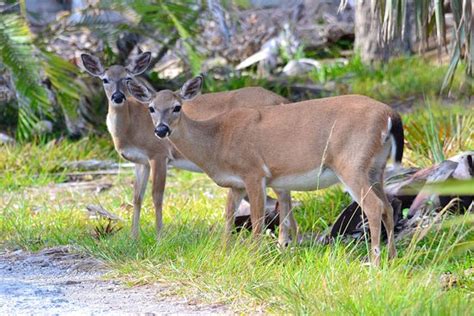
[0,0,473,139]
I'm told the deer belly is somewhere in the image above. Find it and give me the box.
[120,147,149,164]
[212,173,245,188]
[269,168,339,191]
[169,159,202,173]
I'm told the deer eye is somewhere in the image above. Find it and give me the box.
[173,105,181,113]
[102,78,109,84]
[148,107,155,113]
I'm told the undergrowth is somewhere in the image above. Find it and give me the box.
[0,166,473,313]
[0,56,473,313]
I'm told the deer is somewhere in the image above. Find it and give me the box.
[127,75,405,265]
[79,52,292,239]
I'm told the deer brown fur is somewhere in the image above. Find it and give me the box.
[128,75,404,265]
[80,53,289,239]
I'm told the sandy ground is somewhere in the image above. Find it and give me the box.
[0,246,229,315]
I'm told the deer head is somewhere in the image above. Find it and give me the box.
[127,75,203,138]
[80,52,152,105]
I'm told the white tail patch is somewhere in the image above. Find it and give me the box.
[381,117,392,144]
[382,117,399,166]
[389,134,400,166]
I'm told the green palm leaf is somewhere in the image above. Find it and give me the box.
[41,51,82,125]
[111,0,203,73]
[0,14,51,140]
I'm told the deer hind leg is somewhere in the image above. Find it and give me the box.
[245,178,267,238]
[338,171,385,266]
[381,196,396,260]
[273,189,298,247]
[150,157,168,238]
[369,140,397,260]
[132,163,150,239]
[369,169,397,260]
[224,187,245,243]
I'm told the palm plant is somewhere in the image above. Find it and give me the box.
[346,0,473,93]
[90,0,204,74]
[1,8,51,140]
[0,0,202,140]
[0,1,82,140]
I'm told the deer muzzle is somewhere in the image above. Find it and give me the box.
[155,124,170,138]
[111,91,126,104]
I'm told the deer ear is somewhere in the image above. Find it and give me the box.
[126,52,152,75]
[180,75,203,100]
[80,54,104,77]
[127,80,154,103]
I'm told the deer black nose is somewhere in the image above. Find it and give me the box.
[155,124,170,138]
[111,92,125,104]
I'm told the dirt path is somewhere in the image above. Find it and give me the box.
[0,246,228,315]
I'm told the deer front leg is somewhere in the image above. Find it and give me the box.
[132,163,150,239]
[150,157,168,238]
[245,178,267,238]
[224,188,245,243]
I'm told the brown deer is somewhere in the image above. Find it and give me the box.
[79,53,290,239]
[127,75,404,265]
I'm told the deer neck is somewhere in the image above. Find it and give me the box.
[106,101,132,147]
[169,112,219,172]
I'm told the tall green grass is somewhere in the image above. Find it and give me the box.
[0,136,115,189]
[403,102,473,167]
[0,167,472,313]
[309,56,470,102]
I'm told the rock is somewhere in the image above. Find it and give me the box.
[450,151,474,179]
[62,159,120,171]
[33,120,53,135]
[282,58,321,77]
[0,133,15,145]
[201,56,229,73]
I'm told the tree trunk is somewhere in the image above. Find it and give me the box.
[354,0,413,64]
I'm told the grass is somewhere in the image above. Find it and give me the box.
[403,102,474,167]
[1,163,473,313]
[1,56,473,313]
[0,136,115,190]
[347,57,464,101]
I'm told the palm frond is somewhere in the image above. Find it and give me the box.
[41,51,82,123]
[112,0,204,73]
[0,14,51,140]
[161,2,203,75]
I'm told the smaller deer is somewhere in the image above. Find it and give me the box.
[80,53,292,239]
[128,76,404,265]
